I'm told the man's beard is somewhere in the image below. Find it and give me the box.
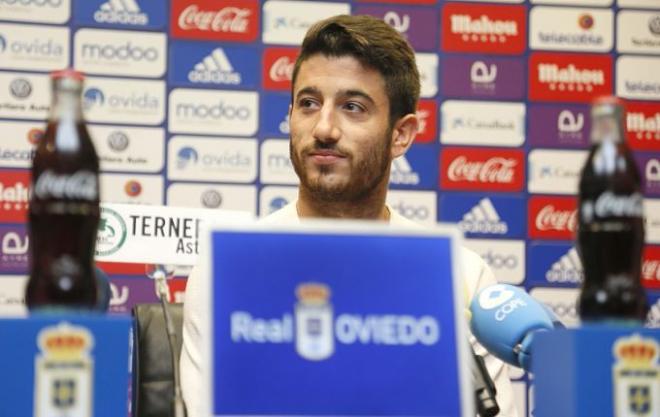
[290,132,392,203]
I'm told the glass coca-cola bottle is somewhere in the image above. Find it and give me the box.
[26,69,100,311]
[577,96,647,322]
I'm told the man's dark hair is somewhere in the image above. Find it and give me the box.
[291,14,421,123]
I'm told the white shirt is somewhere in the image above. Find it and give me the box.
[180,202,518,417]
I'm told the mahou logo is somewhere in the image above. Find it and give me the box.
[626,102,660,152]
[0,170,30,223]
[642,246,660,290]
[263,47,299,91]
[170,0,258,42]
[415,100,437,143]
[441,3,526,55]
[440,148,524,192]
[529,53,613,103]
[529,196,577,240]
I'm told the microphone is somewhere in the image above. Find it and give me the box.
[469,284,560,371]
[147,264,188,417]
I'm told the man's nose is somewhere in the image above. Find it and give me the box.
[312,105,341,143]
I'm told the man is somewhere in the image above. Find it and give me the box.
[181,15,517,417]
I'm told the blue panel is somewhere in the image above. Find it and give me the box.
[74,0,167,30]
[527,242,582,288]
[439,193,526,238]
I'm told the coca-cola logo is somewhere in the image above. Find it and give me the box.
[582,191,644,222]
[263,47,299,90]
[171,0,258,42]
[34,170,98,201]
[536,205,577,232]
[644,260,660,282]
[269,56,294,82]
[178,5,250,33]
[447,156,516,184]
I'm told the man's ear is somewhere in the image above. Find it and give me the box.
[390,113,419,159]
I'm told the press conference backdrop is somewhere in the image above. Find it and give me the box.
[0,0,659,415]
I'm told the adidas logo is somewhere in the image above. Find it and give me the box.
[188,48,241,85]
[545,248,584,284]
[390,156,420,185]
[94,0,148,26]
[459,198,507,234]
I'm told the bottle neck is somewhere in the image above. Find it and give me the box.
[49,88,83,122]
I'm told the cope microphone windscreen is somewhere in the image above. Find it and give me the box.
[469,284,555,370]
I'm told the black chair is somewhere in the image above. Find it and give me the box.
[132,303,184,417]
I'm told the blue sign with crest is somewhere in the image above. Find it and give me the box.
[208,224,469,417]
[169,42,259,89]
[74,0,166,30]
[439,193,526,239]
[527,242,583,288]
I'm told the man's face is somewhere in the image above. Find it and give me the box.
[289,54,393,202]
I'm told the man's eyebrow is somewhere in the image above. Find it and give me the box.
[340,89,375,106]
[294,86,320,101]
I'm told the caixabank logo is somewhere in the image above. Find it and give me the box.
[438,193,526,239]
[230,283,441,361]
[528,196,577,240]
[441,3,526,55]
[74,0,167,30]
[169,42,259,89]
[440,147,525,192]
[354,4,438,51]
[528,104,590,148]
[528,243,584,287]
[529,52,612,103]
[626,102,660,152]
[171,0,259,42]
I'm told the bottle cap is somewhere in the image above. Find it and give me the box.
[50,69,85,81]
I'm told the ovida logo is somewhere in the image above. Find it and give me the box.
[107,131,129,152]
[384,11,410,33]
[0,33,63,58]
[84,88,105,108]
[538,63,604,92]
[175,101,250,120]
[230,283,441,361]
[177,147,199,169]
[84,87,159,111]
[471,61,497,86]
[9,78,32,99]
[459,198,507,235]
[269,196,289,214]
[0,35,6,52]
[177,5,251,33]
[647,159,660,182]
[188,48,240,85]
[269,56,293,83]
[81,41,159,62]
[546,248,583,284]
[390,156,420,186]
[478,285,526,321]
[558,110,584,134]
[94,0,148,26]
[201,189,222,208]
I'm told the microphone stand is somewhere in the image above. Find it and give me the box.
[471,347,500,417]
[152,267,188,417]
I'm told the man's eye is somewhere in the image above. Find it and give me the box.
[344,102,365,112]
[299,98,317,108]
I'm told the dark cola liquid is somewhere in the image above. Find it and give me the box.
[26,116,100,310]
[577,107,647,322]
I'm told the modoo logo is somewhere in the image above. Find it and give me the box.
[175,101,250,120]
[391,201,430,221]
[94,0,148,25]
[230,283,441,361]
[0,0,63,6]
[81,41,158,61]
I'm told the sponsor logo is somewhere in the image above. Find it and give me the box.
[529,287,580,328]
[0,275,26,316]
[386,190,437,226]
[440,100,525,147]
[0,170,30,222]
[0,225,28,274]
[231,282,441,360]
[0,72,50,119]
[263,0,350,46]
[108,277,159,314]
[34,170,98,201]
[459,198,507,235]
[440,147,524,192]
[617,56,660,101]
[83,78,165,125]
[168,88,258,136]
[441,3,526,55]
[107,131,129,152]
[171,0,259,42]
[354,5,438,51]
[530,7,613,52]
[0,121,42,169]
[259,185,297,216]
[0,23,69,71]
[260,139,297,185]
[617,11,660,54]
[529,196,578,240]
[95,206,128,257]
[0,0,70,24]
[647,199,660,245]
[75,29,166,77]
[390,146,437,190]
[100,173,163,205]
[415,100,437,143]
[188,47,239,85]
[648,296,660,328]
[546,247,584,284]
[124,180,142,197]
[9,78,31,99]
[89,125,164,173]
[529,105,591,148]
[390,156,420,186]
[619,0,660,9]
[528,243,583,288]
[581,192,644,224]
[416,53,439,98]
[528,149,588,194]
[168,136,257,183]
[94,0,148,26]
[626,102,660,151]
[642,246,660,290]
[167,183,256,214]
[638,155,660,197]
[465,239,525,285]
[441,56,525,100]
[263,47,298,90]
[529,53,612,102]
